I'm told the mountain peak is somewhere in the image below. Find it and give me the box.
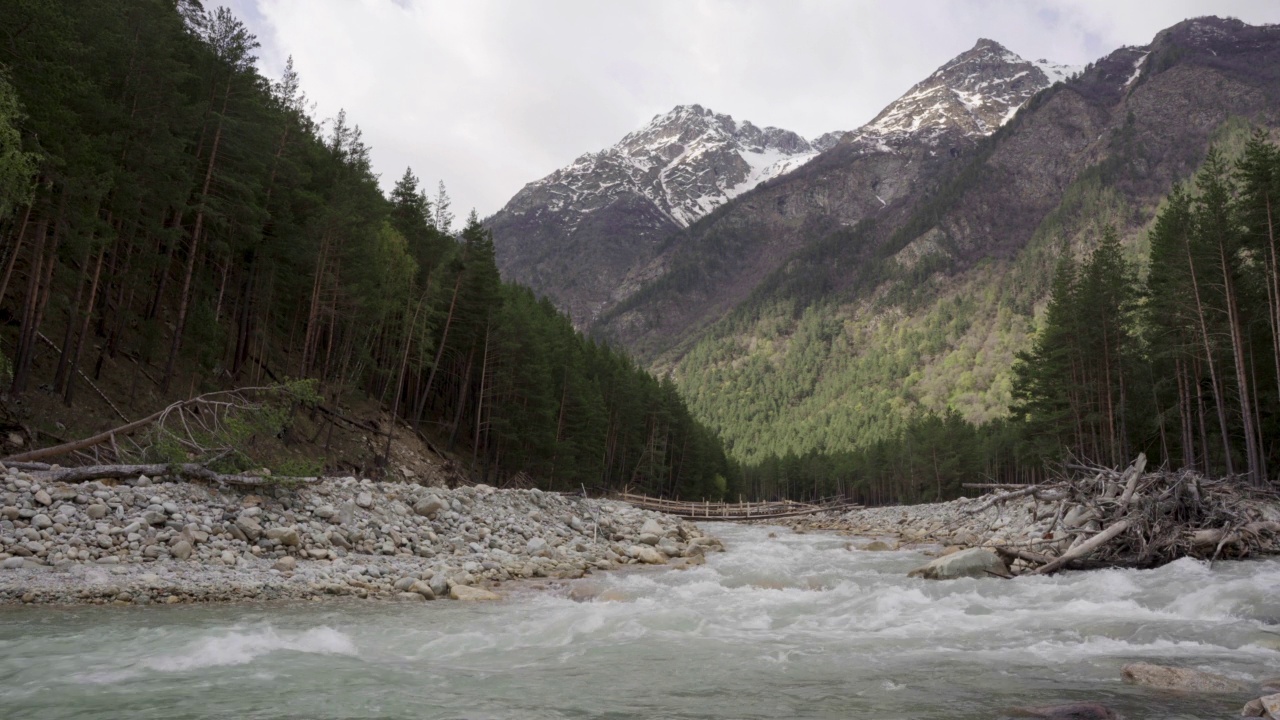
[846,39,1081,149]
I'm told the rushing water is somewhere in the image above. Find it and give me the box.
[1,524,1277,720]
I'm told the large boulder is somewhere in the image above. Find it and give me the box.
[450,585,500,601]
[1120,663,1245,693]
[908,548,1010,580]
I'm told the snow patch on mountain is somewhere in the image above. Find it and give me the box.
[519,104,817,228]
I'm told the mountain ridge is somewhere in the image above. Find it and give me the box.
[488,38,1075,327]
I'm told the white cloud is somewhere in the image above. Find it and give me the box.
[219,0,1280,217]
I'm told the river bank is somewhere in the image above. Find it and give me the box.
[0,465,720,606]
[780,491,1280,568]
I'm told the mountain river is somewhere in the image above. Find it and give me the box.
[1,523,1277,719]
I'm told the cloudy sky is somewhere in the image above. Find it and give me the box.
[217,0,1280,218]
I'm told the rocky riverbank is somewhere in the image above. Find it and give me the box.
[780,490,1280,572]
[780,494,1050,550]
[0,465,722,606]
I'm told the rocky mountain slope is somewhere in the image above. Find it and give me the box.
[488,105,822,325]
[646,17,1280,461]
[492,17,1280,463]
[595,37,1081,357]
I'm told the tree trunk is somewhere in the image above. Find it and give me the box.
[163,77,231,393]
[63,246,106,407]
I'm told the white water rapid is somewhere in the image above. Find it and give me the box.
[1,523,1277,719]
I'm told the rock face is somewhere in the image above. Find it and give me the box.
[0,467,723,605]
[908,547,1010,580]
[491,39,1073,333]
[489,104,822,327]
[1119,662,1246,693]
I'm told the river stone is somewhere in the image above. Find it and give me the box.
[908,548,1010,580]
[1260,693,1280,717]
[171,540,193,560]
[272,556,297,572]
[220,550,238,566]
[409,580,436,600]
[33,489,52,506]
[314,505,337,519]
[2,557,23,569]
[143,510,167,526]
[640,518,665,537]
[356,491,373,509]
[396,592,426,602]
[636,533,661,546]
[526,537,548,554]
[1120,662,1245,692]
[414,497,445,517]
[235,517,262,541]
[32,514,52,529]
[1010,702,1117,719]
[86,504,109,519]
[266,527,300,546]
[862,540,896,551]
[630,546,667,565]
[450,585,499,601]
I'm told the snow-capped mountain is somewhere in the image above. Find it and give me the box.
[524,104,817,229]
[845,38,1081,150]
[488,38,1080,327]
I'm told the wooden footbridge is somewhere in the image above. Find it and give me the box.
[615,493,861,521]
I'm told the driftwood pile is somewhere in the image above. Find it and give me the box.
[973,454,1280,575]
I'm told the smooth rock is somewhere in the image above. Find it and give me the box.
[1261,693,1280,717]
[862,540,896,551]
[356,492,373,509]
[273,556,297,572]
[450,585,499,601]
[234,516,262,541]
[396,592,426,602]
[409,579,436,600]
[266,527,300,546]
[32,514,52,529]
[640,518,665,537]
[908,548,1010,580]
[414,497,445,517]
[171,540,193,560]
[630,546,667,565]
[2,557,24,569]
[86,505,109,519]
[33,489,52,506]
[1120,662,1245,692]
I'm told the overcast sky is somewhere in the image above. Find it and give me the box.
[216,0,1280,218]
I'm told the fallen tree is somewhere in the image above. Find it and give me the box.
[977,454,1280,575]
[1,382,324,487]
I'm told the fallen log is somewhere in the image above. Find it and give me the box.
[1035,518,1131,575]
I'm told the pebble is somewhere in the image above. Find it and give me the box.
[0,469,721,606]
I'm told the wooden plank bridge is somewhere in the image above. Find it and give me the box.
[615,493,862,521]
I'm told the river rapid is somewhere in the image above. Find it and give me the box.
[1,523,1277,720]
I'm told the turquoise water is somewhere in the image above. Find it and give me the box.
[1,524,1276,719]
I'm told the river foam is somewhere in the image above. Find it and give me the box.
[1,522,1276,719]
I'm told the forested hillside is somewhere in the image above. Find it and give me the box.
[0,1,731,499]
[631,19,1280,471]
[742,135,1280,504]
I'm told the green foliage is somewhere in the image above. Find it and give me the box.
[0,71,37,220]
[0,1,729,497]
